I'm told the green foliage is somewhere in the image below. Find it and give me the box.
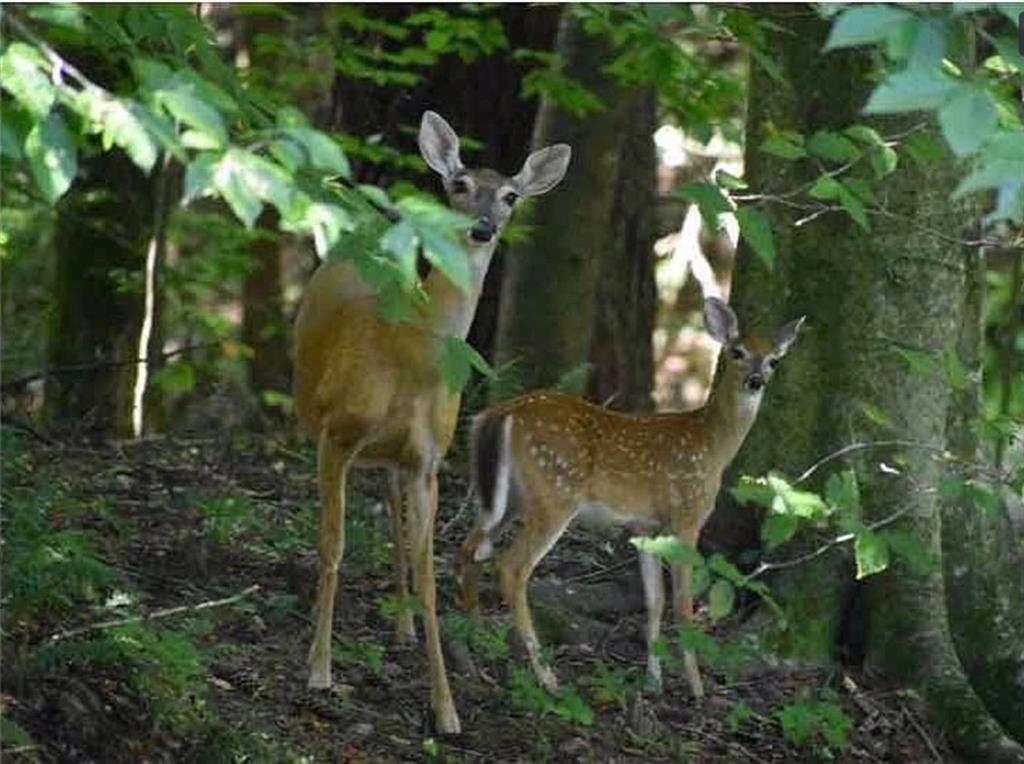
[443,612,510,663]
[1,480,119,624]
[333,638,385,678]
[589,662,638,706]
[826,4,1024,223]
[197,494,259,545]
[507,666,595,726]
[776,696,853,754]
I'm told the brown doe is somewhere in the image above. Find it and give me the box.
[457,297,804,697]
[292,111,570,734]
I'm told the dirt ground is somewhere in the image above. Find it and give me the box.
[1,428,953,762]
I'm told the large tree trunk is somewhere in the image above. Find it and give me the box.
[588,86,658,412]
[711,5,1023,759]
[491,12,624,398]
[44,153,155,437]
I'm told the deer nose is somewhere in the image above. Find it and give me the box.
[470,217,496,243]
[745,373,765,392]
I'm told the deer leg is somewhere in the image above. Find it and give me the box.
[308,433,358,689]
[671,529,705,699]
[639,550,666,692]
[456,523,487,619]
[498,507,574,692]
[406,466,460,735]
[386,468,416,644]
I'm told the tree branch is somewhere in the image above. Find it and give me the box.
[47,584,260,643]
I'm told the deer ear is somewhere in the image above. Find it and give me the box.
[418,111,463,178]
[774,316,806,356]
[703,297,740,345]
[513,144,571,196]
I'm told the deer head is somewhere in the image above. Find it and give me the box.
[418,111,571,248]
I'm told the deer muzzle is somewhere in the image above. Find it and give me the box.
[470,217,497,243]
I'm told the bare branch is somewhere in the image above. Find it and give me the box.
[48,585,261,643]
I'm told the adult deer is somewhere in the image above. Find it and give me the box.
[457,297,803,697]
[293,111,570,734]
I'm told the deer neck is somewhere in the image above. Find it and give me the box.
[702,363,764,466]
[423,240,497,340]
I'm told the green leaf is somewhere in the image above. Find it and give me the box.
[944,347,970,390]
[675,182,733,228]
[860,401,896,429]
[836,185,870,230]
[156,86,227,148]
[878,529,931,573]
[183,152,217,203]
[824,5,913,50]
[869,145,899,178]
[806,130,861,163]
[735,207,775,269]
[305,202,354,257]
[854,530,889,579]
[0,108,30,161]
[0,42,55,119]
[396,195,474,292]
[891,345,939,376]
[380,220,419,287]
[715,169,747,189]
[864,68,958,114]
[438,336,491,392]
[843,124,885,146]
[24,112,77,203]
[760,132,807,160]
[731,475,775,507]
[707,554,746,585]
[630,535,705,566]
[691,565,711,598]
[938,86,998,157]
[282,128,350,177]
[101,100,159,172]
[767,475,829,518]
[808,174,843,200]
[842,177,876,204]
[761,512,798,549]
[825,470,860,514]
[707,579,735,621]
[212,149,295,227]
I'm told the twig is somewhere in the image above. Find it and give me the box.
[746,506,911,580]
[794,439,940,484]
[793,438,1008,484]
[439,485,475,537]
[48,584,260,642]
[900,701,943,763]
[2,341,223,392]
[562,557,634,584]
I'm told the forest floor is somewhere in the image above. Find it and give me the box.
[2,427,954,763]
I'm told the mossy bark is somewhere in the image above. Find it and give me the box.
[587,86,658,413]
[714,5,1023,758]
[44,154,155,437]
[492,11,624,398]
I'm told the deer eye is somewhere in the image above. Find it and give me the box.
[451,178,469,194]
[768,357,780,369]
[503,191,519,206]
[730,347,745,360]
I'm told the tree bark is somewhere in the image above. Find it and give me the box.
[588,86,658,412]
[492,12,624,398]
[713,5,1024,758]
[44,153,155,437]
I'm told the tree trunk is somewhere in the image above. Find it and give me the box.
[588,86,658,412]
[492,11,624,398]
[712,5,1023,758]
[241,211,290,422]
[44,153,155,437]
